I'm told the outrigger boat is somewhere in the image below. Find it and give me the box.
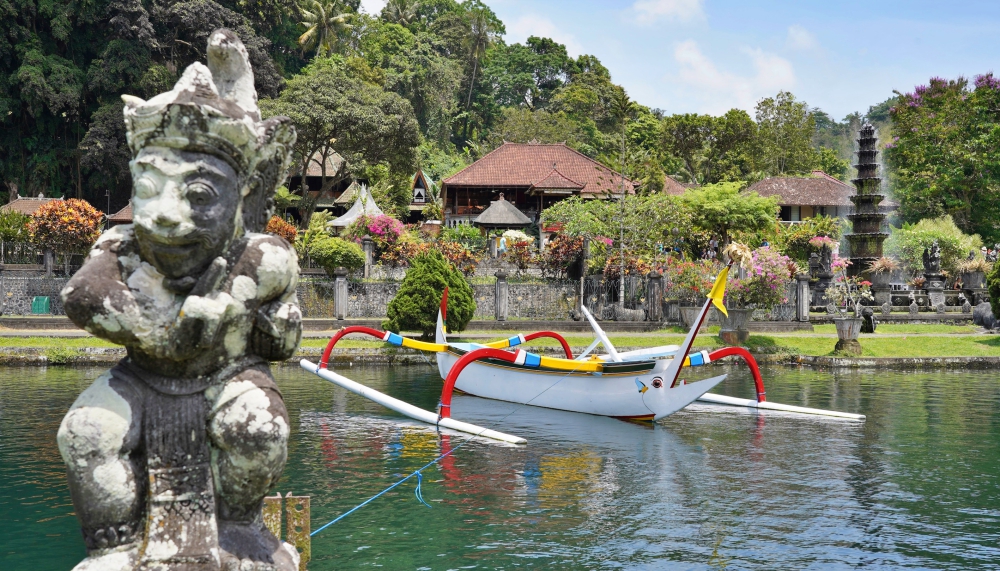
[302,263,863,444]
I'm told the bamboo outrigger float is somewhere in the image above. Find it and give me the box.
[302,263,864,444]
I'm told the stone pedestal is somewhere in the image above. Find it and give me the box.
[925,272,945,290]
[494,270,508,321]
[927,286,945,308]
[835,339,863,355]
[812,272,833,310]
[795,274,811,322]
[646,271,663,322]
[334,267,348,320]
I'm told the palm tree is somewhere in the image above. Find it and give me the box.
[383,0,420,26]
[297,0,353,58]
[463,7,500,110]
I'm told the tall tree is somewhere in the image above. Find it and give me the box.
[297,0,354,57]
[887,75,1000,242]
[755,91,818,175]
[260,56,421,227]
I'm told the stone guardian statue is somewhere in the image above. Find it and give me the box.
[57,30,300,571]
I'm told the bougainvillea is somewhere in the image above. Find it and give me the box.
[264,215,298,244]
[727,246,793,310]
[27,199,103,252]
[344,214,405,255]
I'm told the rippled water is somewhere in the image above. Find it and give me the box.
[2,363,999,570]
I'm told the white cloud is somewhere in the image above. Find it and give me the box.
[506,14,585,57]
[358,0,386,15]
[786,24,818,50]
[669,40,796,113]
[632,0,704,23]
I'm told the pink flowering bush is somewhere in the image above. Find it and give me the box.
[344,214,405,257]
[728,246,793,310]
[809,236,836,251]
[825,259,874,316]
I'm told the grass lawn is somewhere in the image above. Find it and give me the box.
[2,324,997,358]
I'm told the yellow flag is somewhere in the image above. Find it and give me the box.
[707,266,729,317]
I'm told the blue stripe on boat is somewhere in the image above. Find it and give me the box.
[387,333,404,346]
[524,353,541,367]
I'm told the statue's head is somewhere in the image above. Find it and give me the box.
[122,29,295,279]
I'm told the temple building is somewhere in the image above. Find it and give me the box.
[441,142,635,227]
[747,170,896,222]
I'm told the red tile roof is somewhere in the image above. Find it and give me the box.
[444,142,635,195]
[1,197,60,216]
[663,175,696,196]
[107,202,133,222]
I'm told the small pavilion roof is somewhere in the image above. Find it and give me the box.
[328,184,384,228]
[473,194,532,227]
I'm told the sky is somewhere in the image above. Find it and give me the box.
[358,0,1000,120]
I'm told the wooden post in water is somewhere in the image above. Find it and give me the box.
[262,493,311,571]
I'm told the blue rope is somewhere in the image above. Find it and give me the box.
[310,358,587,537]
[310,440,468,537]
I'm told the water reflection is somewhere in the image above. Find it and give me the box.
[1,364,999,569]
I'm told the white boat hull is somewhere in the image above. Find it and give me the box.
[437,350,726,420]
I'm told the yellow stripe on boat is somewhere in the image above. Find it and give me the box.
[537,355,604,372]
[398,337,449,352]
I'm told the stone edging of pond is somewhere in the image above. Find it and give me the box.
[3,345,1000,370]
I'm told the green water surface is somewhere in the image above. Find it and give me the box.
[1,364,998,570]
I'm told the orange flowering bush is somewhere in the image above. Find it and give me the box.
[27,199,103,253]
[265,215,298,243]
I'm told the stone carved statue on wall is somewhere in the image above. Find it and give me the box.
[923,241,942,274]
[56,30,301,571]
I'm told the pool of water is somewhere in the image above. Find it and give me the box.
[2,363,999,570]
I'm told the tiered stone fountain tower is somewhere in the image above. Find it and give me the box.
[846,123,888,277]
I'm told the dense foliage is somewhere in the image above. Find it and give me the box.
[308,236,365,274]
[384,249,474,337]
[27,199,103,252]
[774,215,842,264]
[886,75,1000,243]
[883,215,982,274]
[1,0,885,221]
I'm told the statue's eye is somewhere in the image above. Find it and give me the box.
[134,177,157,199]
[185,182,216,206]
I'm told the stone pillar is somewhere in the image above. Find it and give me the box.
[43,248,54,277]
[646,271,663,322]
[495,270,508,321]
[334,267,348,320]
[361,236,374,278]
[488,236,498,258]
[795,273,811,322]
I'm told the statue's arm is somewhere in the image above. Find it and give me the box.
[247,235,302,361]
[60,232,141,346]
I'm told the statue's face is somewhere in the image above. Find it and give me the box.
[130,147,241,278]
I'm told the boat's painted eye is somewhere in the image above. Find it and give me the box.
[651,378,663,389]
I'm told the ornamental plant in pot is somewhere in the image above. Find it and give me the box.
[664,259,717,328]
[956,257,990,289]
[824,260,874,355]
[720,244,793,344]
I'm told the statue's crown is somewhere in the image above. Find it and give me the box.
[122,29,294,231]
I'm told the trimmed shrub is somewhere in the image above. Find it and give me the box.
[383,250,474,337]
[309,236,365,276]
[988,258,1000,320]
[27,199,103,252]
